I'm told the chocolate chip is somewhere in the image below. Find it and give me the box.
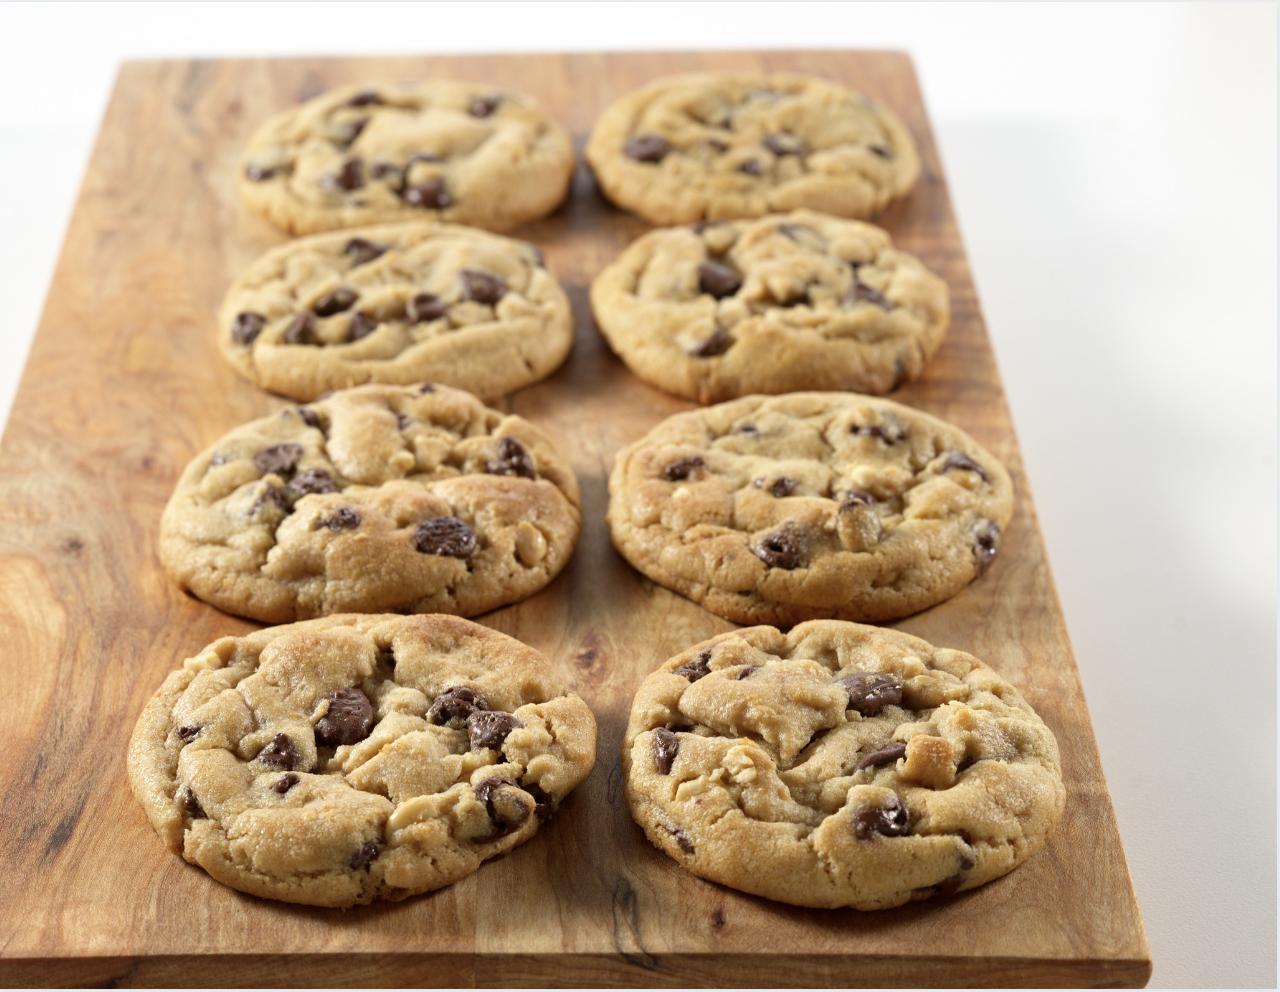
[340,120,367,147]
[665,825,695,855]
[182,788,205,819]
[651,727,680,775]
[419,383,435,394]
[407,293,447,323]
[347,313,377,342]
[347,90,382,107]
[662,455,705,481]
[933,856,976,897]
[840,489,877,509]
[253,482,290,515]
[846,279,891,310]
[283,312,315,344]
[403,177,452,209]
[672,649,711,682]
[256,733,296,771]
[763,133,803,156]
[316,507,361,531]
[315,687,375,747]
[868,144,894,159]
[624,134,671,162]
[733,665,758,680]
[231,311,266,345]
[853,798,910,839]
[474,776,532,838]
[755,476,797,498]
[176,725,201,743]
[328,157,363,190]
[855,740,908,771]
[298,408,322,430]
[973,520,1001,575]
[349,841,379,870]
[840,672,904,716]
[370,160,399,179]
[313,287,357,317]
[287,467,338,498]
[469,94,501,117]
[939,450,990,483]
[738,159,764,176]
[459,269,506,305]
[244,164,279,182]
[732,423,760,437]
[345,237,387,266]
[467,710,520,752]
[688,325,731,358]
[272,772,299,794]
[522,781,555,821]
[851,417,907,443]
[414,516,477,558]
[486,436,536,479]
[697,261,742,299]
[255,444,303,477]
[754,527,802,569]
[428,686,489,727]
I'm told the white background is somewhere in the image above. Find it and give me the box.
[0,3,1274,987]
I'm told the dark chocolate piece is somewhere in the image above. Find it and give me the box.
[286,467,338,497]
[651,727,680,775]
[231,311,266,345]
[855,740,908,772]
[853,798,910,839]
[754,527,802,569]
[316,507,361,531]
[624,134,671,162]
[672,649,712,682]
[485,436,536,479]
[459,269,506,305]
[840,672,904,716]
[467,710,520,752]
[414,516,477,558]
[349,841,379,870]
[939,450,990,483]
[347,313,377,342]
[428,686,489,727]
[182,788,205,819]
[473,776,532,839]
[697,260,742,299]
[662,455,705,482]
[254,444,303,477]
[345,237,387,266]
[272,772,300,794]
[973,519,1001,575]
[403,177,452,209]
[407,293,447,323]
[314,287,357,317]
[688,325,731,358]
[315,687,375,747]
[256,733,297,771]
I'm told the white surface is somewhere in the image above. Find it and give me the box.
[0,3,1274,987]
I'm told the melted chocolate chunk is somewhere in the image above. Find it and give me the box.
[973,520,1001,575]
[459,269,506,305]
[697,260,742,299]
[182,788,205,819]
[407,292,447,323]
[853,798,911,840]
[231,311,266,345]
[474,776,532,838]
[846,279,891,310]
[755,476,797,498]
[428,686,489,727]
[403,177,452,209]
[672,649,711,682]
[345,237,387,266]
[522,782,555,821]
[256,733,297,771]
[316,507,361,531]
[662,455,705,481]
[347,90,382,107]
[939,450,990,483]
[286,467,339,497]
[665,825,695,855]
[272,772,300,794]
[347,313,377,342]
[651,727,680,775]
[313,287,357,317]
[349,841,379,870]
[176,725,201,743]
[840,672,904,716]
[315,687,375,747]
[855,740,908,772]
[840,489,877,510]
[738,158,764,176]
[486,436,536,479]
[689,325,731,358]
[326,157,363,191]
[467,710,520,752]
[298,407,323,430]
[733,665,758,680]
[414,516,477,558]
[763,132,803,156]
[624,134,671,162]
[469,94,501,117]
[254,443,303,477]
[933,856,976,897]
[253,482,290,515]
[284,312,315,345]
[754,527,802,569]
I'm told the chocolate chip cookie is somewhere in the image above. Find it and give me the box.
[219,221,572,402]
[239,81,574,234]
[160,384,581,623]
[623,621,1064,909]
[128,613,597,907]
[590,210,948,402]
[607,393,1012,625]
[585,72,919,226]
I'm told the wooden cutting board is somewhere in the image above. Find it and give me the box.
[0,51,1151,988]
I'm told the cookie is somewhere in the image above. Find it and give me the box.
[128,613,597,908]
[585,72,919,226]
[160,383,581,623]
[590,210,948,402]
[623,621,1064,909]
[239,81,574,234]
[607,393,1012,626]
[219,220,572,403]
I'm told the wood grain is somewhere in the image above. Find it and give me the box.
[0,52,1150,987]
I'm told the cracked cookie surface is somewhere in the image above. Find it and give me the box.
[590,210,948,402]
[622,621,1063,909]
[219,220,572,402]
[607,393,1012,626]
[160,384,581,623]
[585,73,919,226]
[128,614,597,908]
[239,81,574,234]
